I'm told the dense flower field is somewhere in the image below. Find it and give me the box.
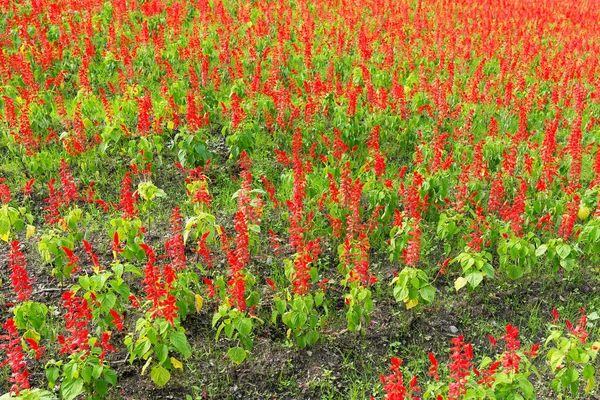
[1,0,600,398]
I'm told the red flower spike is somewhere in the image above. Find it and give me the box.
[7,241,32,301]
[0,319,30,395]
[61,246,80,275]
[60,292,92,356]
[0,179,11,204]
[524,343,540,358]
[165,207,186,271]
[82,239,100,268]
[24,338,44,359]
[552,308,560,323]
[204,278,216,298]
[59,159,79,206]
[500,324,521,373]
[95,331,117,364]
[112,231,123,258]
[119,173,138,219]
[109,309,124,332]
[428,351,439,380]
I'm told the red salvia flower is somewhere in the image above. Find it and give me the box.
[195,231,213,268]
[558,194,580,240]
[0,318,30,396]
[59,158,79,206]
[326,215,343,238]
[22,178,35,197]
[552,307,560,323]
[260,175,279,207]
[274,149,290,166]
[500,324,521,373]
[228,212,248,310]
[438,257,451,275]
[488,172,505,213]
[44,178,62,225]
[268,229,281,255]
[165,207,186,271]
[128,295,140,308]
[61,246,79,275]
[366,126,386,178]
[139,243,166,316]
[109,309,124,332]
[428,352,439,380]
[2,96,17,128]
[230,92,246,130]
[82,239,100,268]
[59,291,92,356]
[136,88,153,136]
[0,178,10,204]
[524,343,540,358]
[474,360,501,388]
[204,277,216,298]
[160,291,179,326]
[380,357,419,400]
[119,172,138,219]
[7,241,32,301]
[186,166,212,208]
[24,338,44,360]
[403,218,422,267]
[111,231,123,259]
[566,309,589,344]
[95,331,117,364]
[448,335,473,400]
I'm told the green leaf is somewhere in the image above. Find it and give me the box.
[535,244,548,257]
[419,285,436,303]
[133,337,152,358]
[211,312,222,328]
[393,285,409,301]
[104,368,117,386]
[46,367,60,388]
[581,363,595,380]
[466,272,484,289]
[246,291,260,308]
[170,331,192,358]
[561,366,578,386]
[81,366,93,383]
[517,375,534,399]
[314,292,324,307]
[95,380,109,397]
[570,381,579,397]
[548,348,565,371]
[556,244,571,260]
[150,365,171,387]
[60,378,84,400]
[506,263,524,280]
[228,346,246,364]
[155,343,169,364]
[305,330,319,346]
[234,317,253,336]
[559,258,576,272]
[92,364,103,379]
[481,263,495,277]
